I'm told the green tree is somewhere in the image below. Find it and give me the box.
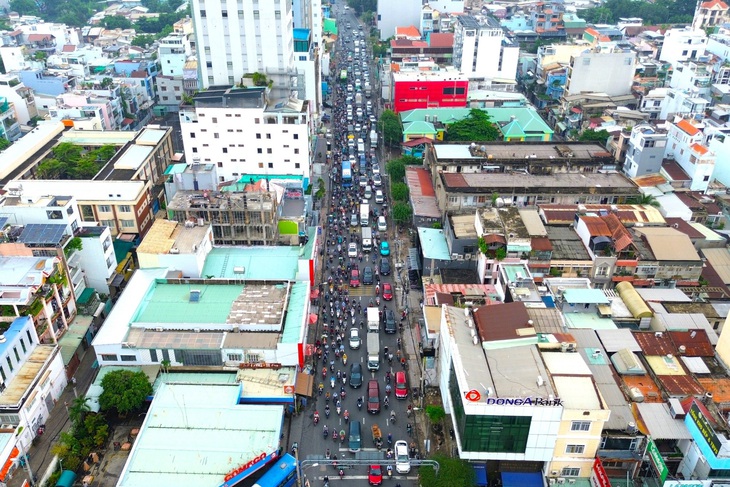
[579,129,611,143]
[0,138,10,152]
[68,396,91,424]
[392,202,413,224]
[377,110,402,147]
[426,404,445,423]
[132,34,157,48]
[386,158,406,182]
[630,194,661,207]
[99,369,152,416]
[37,159,69,179]
[103,15,133,30]
[445,109,500,142]
[400,155,421,165]
[419,454,475,487]
[391,182,409,201]
[9,0,40,16]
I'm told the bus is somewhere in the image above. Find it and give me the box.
[252,454,297,487]
[340,69,348,83]
[342,160,352,187]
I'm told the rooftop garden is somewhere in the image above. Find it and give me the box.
[37,143,117,180]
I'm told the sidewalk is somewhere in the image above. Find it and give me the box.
[8,349,99,487]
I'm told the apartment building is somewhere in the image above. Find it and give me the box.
[665,118,715,192]
[376,0,422,41]
[622,124,668,178]
[453,15,520,84]
[566,49,636,97]
[179,87,311,185]
[659,27,707,66]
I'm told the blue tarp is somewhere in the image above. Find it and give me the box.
[473,464,487,486]
[501,472,543,487]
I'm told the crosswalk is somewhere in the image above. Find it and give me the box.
[348,284,375,297]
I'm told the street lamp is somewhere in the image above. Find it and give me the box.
[298,462,320,487]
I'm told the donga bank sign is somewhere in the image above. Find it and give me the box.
[485,397,563,407]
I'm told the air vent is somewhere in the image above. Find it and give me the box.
[189,290,201,302]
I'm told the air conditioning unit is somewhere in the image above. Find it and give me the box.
[557,479,566,485]
[465,253,472,260]
[550,471,559,476]
[549,480,556,486]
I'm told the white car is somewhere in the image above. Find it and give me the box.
[348,242,358,258]
[395,441,411,474]
[373,173,382,187]
[349,328,361,349]
[372,163,381,175]
[377,216,387,232]
[375,190,384,204]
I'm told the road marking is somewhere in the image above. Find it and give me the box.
[338,447,381,452]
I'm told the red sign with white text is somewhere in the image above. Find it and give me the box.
[590,457,611,487]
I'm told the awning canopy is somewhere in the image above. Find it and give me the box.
[308,313,318,324]
[472,464,487,487]
[501,472,543,487]
[294,372,314,397]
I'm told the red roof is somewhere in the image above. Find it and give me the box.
[62,44,76,52]
[633,331,677,356]
[701,0,728,9]
[662,160,691,181]
[664,218,704,239]
[428,33,454,48]
[27,33,52,42]
[668,330,714,357]
[691,142,709,155]
[676,118,701,136]
[402,137,432,147]
[122,118,134,125]
[408,166,435,197]
[531,237,553,251]
[602,213,632,252]
[395,25,421,38]
[580,216,611,236]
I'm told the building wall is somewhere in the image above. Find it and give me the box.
[193,0,294,88]
[393,78,469,113]
[156,76,185,110]
[567,51,636,97]
[659,28,707,66]
[623,126,667,178]
[455,23,520,82]
[376,0,422,41]
[76,228,116,294]
[180,106,310,183]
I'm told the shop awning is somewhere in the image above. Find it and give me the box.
[472,464,487,487]
[0,447,19,481]
[294,372,314,397]
[308,313,318,324]
[501,472,543,487]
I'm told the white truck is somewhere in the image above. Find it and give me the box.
[370,129,378,148]
[367,307,380,332]
[367,332,380,371]
[362,226,373,252]
[357,141,365,153]
[355,92,363,106]
[360,203,370,227]
[365,83,372,98]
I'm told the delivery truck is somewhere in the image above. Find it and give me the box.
[362,226,373,252]
[360,203,369,226]
[370,129,378,148]
[367,332,380,371]
[367,307,380,332]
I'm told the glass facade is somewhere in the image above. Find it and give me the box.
[449,364,532,453]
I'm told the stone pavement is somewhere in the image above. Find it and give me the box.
[8,348,99,487]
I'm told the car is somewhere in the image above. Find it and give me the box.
[394,441,411,474]
[373,173,382,187]
[348,242,358,258]
[350,362,363,388]
[349,328,361,350]
[364,185,373,200]
[395,371,408,399]
[382,282,393,301]
[384,309,396,333]
[375,190,384,204]
[367,379,380,413]
[380,241,390,256]
[368,465,383,486]
[370,115,377,123]
[348,421,362,453]
[379,258,391,276]
[377,215,387,232]
[350,268,360,287]
[349,154,356,164]
[351,213,359,227]
[363,266,374,285]
[372,163,380,175]
[359,175,368,188]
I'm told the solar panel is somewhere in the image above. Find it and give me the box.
[18,224,67,246]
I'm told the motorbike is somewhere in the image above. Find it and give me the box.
[331,376,336,389]
[332,430,338,441]
[339,430,346,443]
[342,355,348,366]
[314,413,320,425]
[325,406,331,418]
[357,397,363,410]
[387,466,393,479]
[336,405,342,416]
[323,426,329,439]
[390,411,397,424]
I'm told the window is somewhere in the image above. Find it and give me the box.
[267,148,272,154]
[13,347,19,363]
[218,162,223,168]
[5,357,11,373]
[192,147,198,153]
[99,205,111,213]
[268,162,274,168]
[222,10,227,17]
[258,148,263,154]
[121,220,135,228]
[200,10,206,17]
[266,133,271,139]
[293,134,299,139]
[561,468,581,477]
[19,338,26,354]
[571,421,591,432]
[206,61,212,68]
[246,353,260,363]
[258,162,264,168]
[275,10,281,19]
[106,255,114,268]
[101,354,118,361]
[214,133,220,139]
[238,9,244,17]
[295,163,300,169]
[150,349,158,362]
[0,367,5,382]
[565,444,585,454]
[256,133,262,139]
[119,205,131,212]
[223,148,228,153]
[26,330,32,345]
[228,353,243,361]
[101,219,115,228]
[46,210,62,220]
[294,148,300,154]
[253,10,259,19]
[120,355,136,362]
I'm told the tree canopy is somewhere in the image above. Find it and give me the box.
[377,110,403,148]
[0,138,10,152]
[579,129,611,143]
[391,182,409,202]
[445,109,500,142]
[99,369,153,416]
[580,0,695,24]
[103,15,133,30]
[419,454,475,487]
[37,143,117,180]
[392,202,413,224]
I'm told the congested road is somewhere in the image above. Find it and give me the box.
[297,5,420,487]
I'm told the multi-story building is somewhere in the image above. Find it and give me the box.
[179,87,311,185]
[669,60,713,98]
[391,71,469,113]
[0,316,67,482]
[158,34,192,78]
[376,0,422,41]
[192,0,295,91]
[666,118,715,191]
[18,69,77,97]
[292,0,322,51]
[0,97,21,142]
[293,28,321,114]
[453,15,520,85]
[565,49,636,97]
[51,92,122,131]
[0,75,37,126]
[659,27,707,66]
[658,88,709,120]
[622,124,668,178]
[693,0,730,30]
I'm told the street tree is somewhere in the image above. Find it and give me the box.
[419,454,475,487]
[391,182,409,202]
[579,129,611,143]
[378,110,403,148]
[392,202,413,224]
[99,369,152,416]
[386,158,406,182]
[445,109,500,142]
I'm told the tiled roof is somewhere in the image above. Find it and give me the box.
[602,213,632,252]
[676,118,701,136]
[395,25,421,38]
[581,216,611,236]
[701,0,728,9]
[428,33,454,48]
[691,143,709,155]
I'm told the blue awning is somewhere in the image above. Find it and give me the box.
[502,472,544,487]
[472,464,487,487]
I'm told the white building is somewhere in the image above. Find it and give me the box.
[659,27,707,66]
[16,21,81,53]
[157,34,192,77]
[192,0,295,90]
[666,118,715,191]
[668,60,713,98]
[292,0,322,51]
[0,316,66,481]
[0,74,37,126]
[566,50,636,97]
[377,0,422,41]
[179,87,311,185]
[72,225,117,295]
[453,15,520,85]
[623,124,668,179]
[658,88,709,120]
[427,0,466,13]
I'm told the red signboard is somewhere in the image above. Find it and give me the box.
[590,457,611,487]
[239,362,282,370]
[224,452,269,482]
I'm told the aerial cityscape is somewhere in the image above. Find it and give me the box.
[1,0,730,486]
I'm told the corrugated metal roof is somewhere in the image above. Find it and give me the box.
[681,356,711,374]
[636,403,692,439]
[596,329,642,353]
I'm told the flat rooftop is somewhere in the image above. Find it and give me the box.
[433,142,610,162]
[545,226,591,260]
[137,219,209,255]
[168,189,276,213]
[442,172,636,193]
[0,256,57,306]
[202,246,300,280]
[118,383,283,487]
[0,345,56,407]
[418,227,451,260]
[449,213,478,239]
[4,179,146,203]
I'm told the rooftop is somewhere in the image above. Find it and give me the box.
[167,189,276,213]
[0,256,58,306]
[137,220,209,255]
[432,142,610,162]
[4,179,146,203]
[702,248,730,284]
[405,167,439,219]
[118,383,283,487]
[473,302,533,343]
[634,227,701,261]
[636,402,692,440]
[441,172,636,193]
[563,288,610,305]
[201,246,301,280]
[545,226,591,261]
[418,227,452,261]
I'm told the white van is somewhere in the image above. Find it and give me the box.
[377,216,387,232]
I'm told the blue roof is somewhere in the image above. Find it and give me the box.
[0,316,32,358]
[293,28,311,41]
[202,247,300,280]
[563,288,610,304]
[417,227,452,261]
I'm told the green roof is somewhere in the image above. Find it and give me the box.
[77,287,96,304]
[132,282,246,324]
[501,119,526,138]
[202,247,300,280]
[281,282,308,344]
[399,107,553,136]
[402,120,436,135]
[113,239,135,265]
[564,288,610,305]
[164,163,187,175]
